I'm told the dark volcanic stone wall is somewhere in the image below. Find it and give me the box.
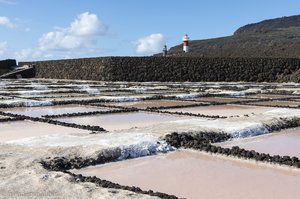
[0,59,16,75]
[20,57,300,82]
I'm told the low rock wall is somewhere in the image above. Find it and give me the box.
[20,57,300,82]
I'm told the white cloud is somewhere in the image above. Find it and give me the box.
[69,12,108,36]
[38,12,109,51]
[0,16,15,28]
[15,48,55,61]
[135,33,165,54]
[15,48,32,60]
[0,42,8,55]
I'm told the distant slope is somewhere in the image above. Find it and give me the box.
[235,15,300,35]
[168,15,300,58]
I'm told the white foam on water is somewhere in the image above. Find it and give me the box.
[206,88,262,96]
[99,95,149,102]
[0,99,52,107]
[5,132,174,159]
[173,93,201,99]
[217,90,247,96]
[124,86,147,92]
[232,123,269,138]
[0,80,8,89]
[15,90,63,96]
[76,84,101,95]
[168,117,266,136]
[168,113,300,139]
[124,86,170,92]
[292,90,300,95]
[277,88,300,92]
[30,82,48,90]
[150,86,169,90]
[22,100,53,107]
[5,132,157,147]
[263,108,300,118]
[117,141,174,160]
[244,88,262,93]
[206,85,221,88]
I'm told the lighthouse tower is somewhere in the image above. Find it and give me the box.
[183,34,190,53]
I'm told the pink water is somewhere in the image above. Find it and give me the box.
[0,105,110,117]
[166,104,274,117]
[0,121,89,142]
[193,97,252,103]
[74,150,300,199]
[248,100,300,107]
[57,112,187,131]
[218,128,300,157]
[106,100,201,109]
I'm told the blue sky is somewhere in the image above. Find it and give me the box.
[0,0,299,61]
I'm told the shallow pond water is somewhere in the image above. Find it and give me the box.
[217,128,300,157]
[73,150,300,199]
[57,112,188,131]
[166,104,275,117]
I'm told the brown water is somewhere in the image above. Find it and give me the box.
[247,100,300,107]
[0,105,111,117]
[106,100,202,109]
[57,112,187,131]
[0,121,89,142]
[166,104,274,117]
[243,94,299,99]
[73,150,300,199]
[193,97,253,103]
[218,128,300,157]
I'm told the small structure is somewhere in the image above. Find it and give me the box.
[182,34,190,53]
[162,45,168,56]
[0,65,35,79]
[0,59,17,75]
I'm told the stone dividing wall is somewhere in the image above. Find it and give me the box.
[20,57,300,82]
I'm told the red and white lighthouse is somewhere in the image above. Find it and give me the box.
[182,34,190,53]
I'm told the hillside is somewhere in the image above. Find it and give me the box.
[168,15,300,58]
[234,15,300,35]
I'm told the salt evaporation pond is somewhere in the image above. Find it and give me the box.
[165,104,275,117]
[247,100,300,107]
[242,94,299,99]
[106,99,202,109]
[0,105,111,117]
[27,93,89,98]
[57,112,189,131]
[218,128,300,157]
[3,79,300,198]
[192,96,254,103]
[73,150,300,199]
[0,121,89,142]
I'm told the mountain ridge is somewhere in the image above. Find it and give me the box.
[234,15,300,35]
